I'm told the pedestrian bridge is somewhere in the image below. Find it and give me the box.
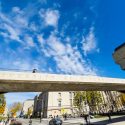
[0,71,125,92]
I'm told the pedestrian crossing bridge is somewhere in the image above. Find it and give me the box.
[0,71,125,92]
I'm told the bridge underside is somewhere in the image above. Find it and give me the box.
[0,71,125,92]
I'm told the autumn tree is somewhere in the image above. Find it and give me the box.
[120,93,125,105]
[0,94,6,115]
[27,108,32,116]
[9,102,22,117]
[86,91,102,112]
[74,91,85,109]
[74,91,103,113]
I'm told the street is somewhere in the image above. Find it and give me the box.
[17,115,125,125]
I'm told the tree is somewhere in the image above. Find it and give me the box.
[86,91,102,112]
[120,93,125,105]
[0,94,6,115]
[74,91,103,113]
[9,102,22,117]
[74,91,85,109]
[27,108,32,116]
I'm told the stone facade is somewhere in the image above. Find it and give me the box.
[33,91,124,118]
[22,99,34,116]
[33,92,75,118]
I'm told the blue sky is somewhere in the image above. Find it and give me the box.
[0,0,125,105]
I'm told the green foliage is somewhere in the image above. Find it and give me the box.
[74,91,103,112]
[0,94,6,114]
[0,116,6,121]
[0,94,6,105]
[27,108,32,116]
[73,91,86,109]
[120,93,125,105]
[86,91,102,106]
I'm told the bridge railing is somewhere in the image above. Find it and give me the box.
[0,68,98,76]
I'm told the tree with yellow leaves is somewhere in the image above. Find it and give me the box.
[9,102,22,117]
[120,93,125,105]
[0,94,6,115]
[27,108,32,116]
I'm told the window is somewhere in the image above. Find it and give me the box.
[58,92,61,97]
[69,92,72,99]
[58,101,61,107]
[70,99,72,106]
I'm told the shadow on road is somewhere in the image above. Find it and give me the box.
[90,115,125,125]
[64,116,125,125]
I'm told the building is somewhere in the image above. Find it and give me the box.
[27,105,34,116]
[113,43,125,70]
[33,92,75,118]
[33,95,38,117]
[21,99,34,116]
[33,93,48,118]
[33,91,125,118]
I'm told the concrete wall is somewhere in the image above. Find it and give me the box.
[22,99,34,115]
[47,92,74,117]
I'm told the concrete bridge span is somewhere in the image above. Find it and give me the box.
[0,71,125,92]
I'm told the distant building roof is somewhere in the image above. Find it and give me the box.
[115,43,125,51]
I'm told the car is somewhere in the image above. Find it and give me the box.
[90,115,94,119]
[49,116,62,125]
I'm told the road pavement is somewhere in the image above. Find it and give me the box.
[17,115,125,125]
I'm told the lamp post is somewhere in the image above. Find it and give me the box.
[32,69,37,73]
[37,98,43,123]
[40,111,43,123]
[80,96,82,109]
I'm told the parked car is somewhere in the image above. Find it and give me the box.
[49,116,62,125]
[90,114,94,119]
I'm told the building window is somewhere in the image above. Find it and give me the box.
[70,99,72,106]
[58,93,61,97]
[73,92,75,96]
[69,92,72,99]
[58,93,62,102]
[58,101,61,107]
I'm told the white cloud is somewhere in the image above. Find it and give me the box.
[0,1,98,76]
[24,35,35,48]
[0,9,26,43]
[0,32,9,39]
[82,27,98,56]
[37,33,97,75]
[15,15,28,27]
[13,59,39,71]
[65,37,70,42]
[30,23,38,31]
[12,7,22,14]
[3,24,21,42]
[47,34,66,55]
[11,7,29,28]
[39,9,60,27]
[37,34,45,46]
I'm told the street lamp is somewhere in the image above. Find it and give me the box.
[40,111,43,123]
[32,69,37,73]
[37,97,43,123]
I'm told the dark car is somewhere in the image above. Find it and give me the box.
[49,117,62,125]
